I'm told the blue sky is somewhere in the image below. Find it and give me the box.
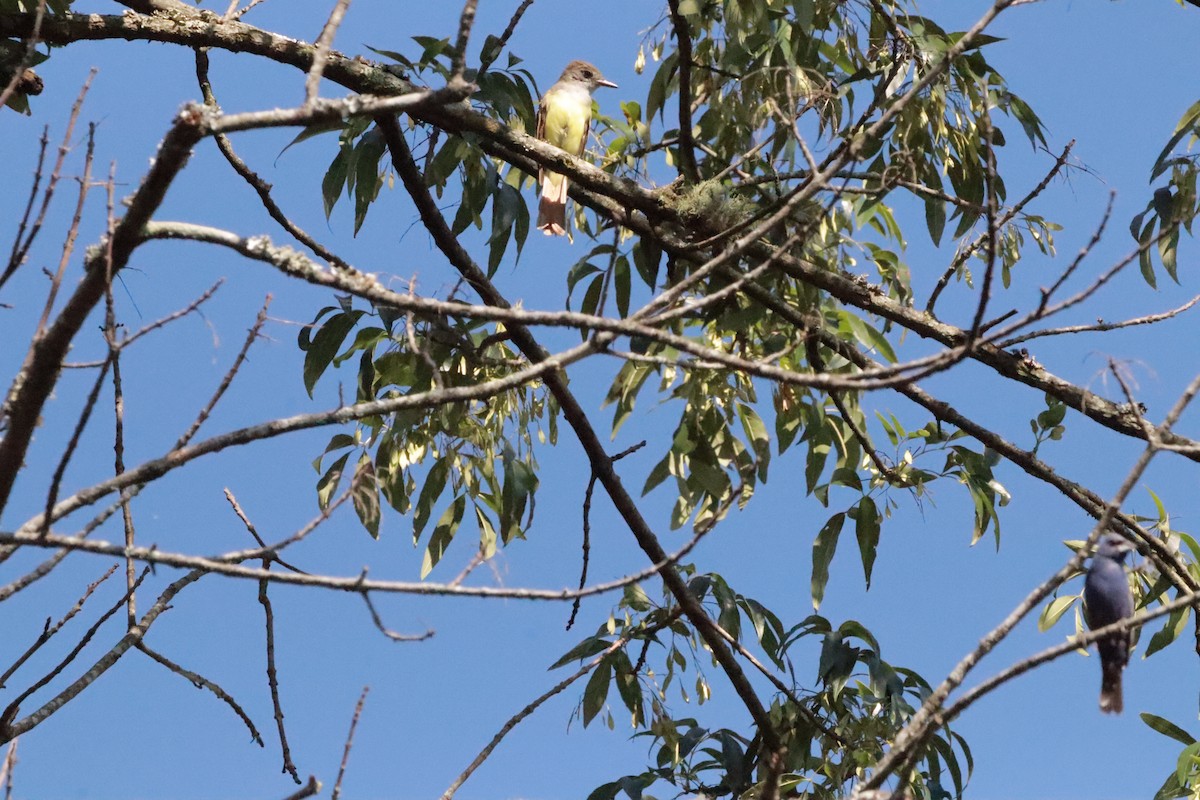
[3,1,1200,798]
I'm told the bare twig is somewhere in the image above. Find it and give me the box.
[996,294,1200,348]
[330,686,369,800]
[447,548,487,587]
[477,0,534,74]
[926,140,1075,315]
[451,0,479,78]
[569,441,648,630]
[0,87,205,516]
[174,296,272,450]
[224,487,307,574]
[194,51,356,272]
[0,739,16,800]
[230,0,272,20]
[361,590,435,642]
[710,621,845,746]
[280,776,321,800]
[35,122,96,334]
[304,0,353,107]
[1,568,151,739]
[666,0,700,183]
[0,521,717,602]
[0,565,118,690]
[965,97,1000,345]
[942,581,1200,725]
[568,471,597,632]
[101,163,140,630]
[137,220,990,394]
[1,126,48,293]
[136,643,264,746]
[986,200,1182,346]
[439,634,633,800]
[0,550,72,601]
[62,280,224,368]
[860,369,1200,790]
[260,554,300,784]
[40,355,112,537]
[2,70,95,292]
[24,335,592,532]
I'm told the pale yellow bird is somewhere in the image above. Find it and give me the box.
[536,60,617,236]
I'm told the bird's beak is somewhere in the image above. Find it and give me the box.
[597,78,618,89]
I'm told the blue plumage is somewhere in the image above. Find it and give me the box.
[1083,533,1134,714]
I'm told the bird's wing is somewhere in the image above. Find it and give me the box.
[536,95,548,184]
[576,103,592,158]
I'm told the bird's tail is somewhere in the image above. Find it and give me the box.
[538,171,568,236]
[1099,661,1124,714]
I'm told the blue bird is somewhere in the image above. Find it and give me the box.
[1083,533,1134,714]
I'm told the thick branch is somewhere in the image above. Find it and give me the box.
[376,115,781,750]
[665,0,700,183]
[0,105,202,514]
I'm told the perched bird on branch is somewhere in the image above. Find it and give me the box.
[1083,533,1134,713]
[535,60,617,236]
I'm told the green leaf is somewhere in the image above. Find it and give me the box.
[302,310,365,397]
[646,51,678,123]
[924,197,946,246]
[642,453,671,495]
[1177,742,1200,787]
[1177,531,1200,562]
[632,237,662,288]
[317,452,351,509]
[585,781,622,800]
[500,457,539,543]
[740,597,785,667]
[550,636,612,670]
[280,119,348,161]
[1160,225,1180,283]
[711,577,740,641]
[1006,93,1047,148]
[1138,218,1158,288]
[930,734,965,797]
[376,438,411,515]
[414,457,451,538]
[853,497,880,589]
[622,583,652,613]
[614,255,631,318]
[736,403,771,477]
[811,512,845,611]
[581,274,605,318]
[1152,98,1200,179]
[843,313,898,363]
[1153,769,1188,800]
[611,650,644,726]
[313,433,355,472]
[421,494,465,578]
[351,454,381,539]
[1144,604,1190,658]
[322,148,349,218]
[1037,594,1075,632]
[475,504,498,559]
[582,656,613,727]
[1142,713,1197,746]
[488,180,521,274]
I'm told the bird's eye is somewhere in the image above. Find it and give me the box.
[583,70,593,78]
